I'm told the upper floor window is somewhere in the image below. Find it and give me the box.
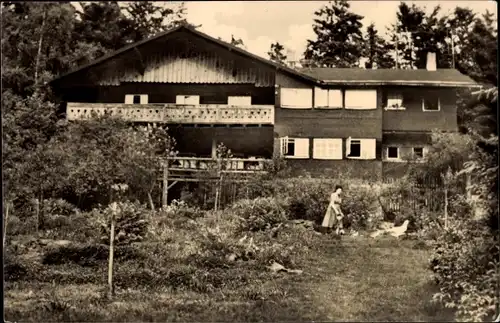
[314,88,342,109]
[346,138,376,159]
[125,94,148,104]
[176,95,200,105]
[280,137,309,159]
[385,92,406,110]
[345,89,377,110]
[280,88,313,109]
[313,138,343,160]
[422,96,440,111]
[228,96,252,106]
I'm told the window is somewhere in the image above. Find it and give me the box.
[280,88,313,109]
[228,96,251,106]
[345,89,377,110]
[314,88,342,108]
[385,93,405,110]
[279,137,309,158]
[346,138,376,159]
[125,94,148,104]
[413,147,424,158]
[176,95,200,105]
[422,96,440,111]
[387,147,399,159]
[313,138,343,160]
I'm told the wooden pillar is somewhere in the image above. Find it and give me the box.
[162,161,169,208]
[211,138,217,159]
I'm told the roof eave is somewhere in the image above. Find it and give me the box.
[321,80,481,87]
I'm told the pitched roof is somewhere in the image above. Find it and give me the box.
[48,25,318,85]
[298,67,480,87]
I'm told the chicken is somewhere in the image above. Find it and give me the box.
[387,220,409,238]
[369,230,384,238]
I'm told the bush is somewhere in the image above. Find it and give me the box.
[42,198,78,217]
[429,217,498,322]
[90,201,150,245]
[341,185,380,230]
[230,197,288,232]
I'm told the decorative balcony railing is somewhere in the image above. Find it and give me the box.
[67,103,275,125]
[164,156,267,173]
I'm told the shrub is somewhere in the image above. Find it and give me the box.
[42,198,78,217]
[341,185,380,230]
[91,201,150,245]
[230,197,288,232]
[163,199,204,220]
[430,217,498,321]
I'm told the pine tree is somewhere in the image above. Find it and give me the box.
[303,0,364,67]
[267,42,287,65]
[363,23,395,69]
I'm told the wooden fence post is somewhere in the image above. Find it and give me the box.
[162,161,169,208]
[108,201,117,299]
[3,201,10,249]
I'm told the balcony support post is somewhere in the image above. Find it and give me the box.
[162,161,169,208]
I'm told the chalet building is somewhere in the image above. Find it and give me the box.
[49,25,479,182]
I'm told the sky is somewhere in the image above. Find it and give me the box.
[184,1,497,60]
[71,1,497,61]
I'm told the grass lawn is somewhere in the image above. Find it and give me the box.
[4,232,453,322]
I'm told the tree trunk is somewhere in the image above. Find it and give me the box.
[162,162,169,208]
[147,192,155,211]
[108,202,117,299]
[35,198,40,234]
[3,201,10,249]
[34,7,48,87]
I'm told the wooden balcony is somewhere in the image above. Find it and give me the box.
[67,102,275,125]
[161,157,269,182]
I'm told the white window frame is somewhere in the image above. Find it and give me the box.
[386,146,400,160]
[280,88,313,109]
[125,94,148,104]
[279,137,310,159]
[228,96,252,106]
[346,137,376,160]
[384,92,406,110]
[313,138,343,160]
[176,95,200,105]
[344,89,377,110]
[422,97,441,111]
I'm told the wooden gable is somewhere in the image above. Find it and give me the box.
[63,29,276,87]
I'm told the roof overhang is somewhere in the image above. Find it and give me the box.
[321,80,482,88]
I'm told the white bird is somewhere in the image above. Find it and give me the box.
[387,220,410,238]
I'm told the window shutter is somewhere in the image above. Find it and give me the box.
[360,139,376,159]
[125,95,134,104]
[175,95,185,104]
[294,138,310,158]
[313,139,342,159]
[228,96,252,106]
[328,89,343,108]
[346,137,352,157]
[314,87,328,107]
[140,95,149,104]
[280,137,289,156]
[280,88,313,108]
[345,89,377,109]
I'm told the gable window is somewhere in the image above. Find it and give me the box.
[125,94,148,104]
[314,88,342,108]
[313,138,343,160]
[346,138,376,159]
[345,89,377,110]
[413,147,424,158]
[422,96,440,111]
[387,146,399,160]
[176,95,200,105]
[280,88,313,109]
[280,137,309,159]
[228,96,251,106]
[385,92,406,110]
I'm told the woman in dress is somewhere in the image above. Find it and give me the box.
[321,185,345,235]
